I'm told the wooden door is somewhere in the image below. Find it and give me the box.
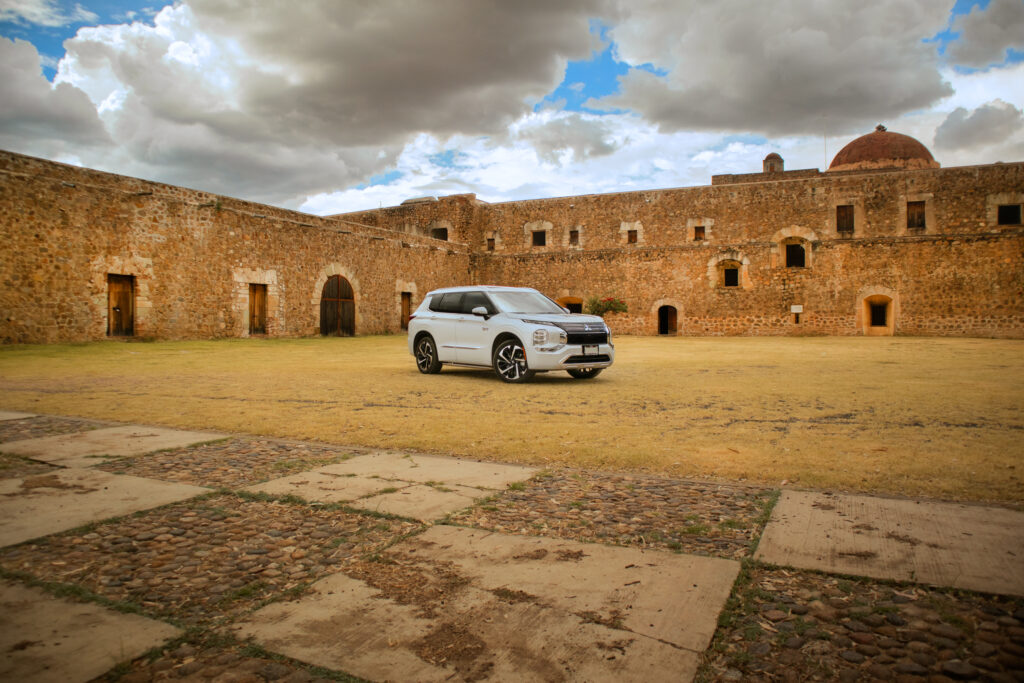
[401,292,412,330]
[107,274,134,337]
[320,275,355,336]
[249,284,267,335]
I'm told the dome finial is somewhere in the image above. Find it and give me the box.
[875,124,887,132]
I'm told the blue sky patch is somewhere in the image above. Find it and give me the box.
[428,149,470,169]
[355,169,402,190]
[0,0,167,80]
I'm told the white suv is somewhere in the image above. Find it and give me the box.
[408,286,614,383]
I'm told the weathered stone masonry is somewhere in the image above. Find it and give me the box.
[0,151,468,343]
[348,161,1024,338]
[1,134,1022,343]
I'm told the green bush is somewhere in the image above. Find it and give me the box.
[585,296,628,316]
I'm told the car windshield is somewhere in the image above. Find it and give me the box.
[488,291,565,314]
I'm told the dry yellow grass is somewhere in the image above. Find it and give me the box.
[0,336,1021,504]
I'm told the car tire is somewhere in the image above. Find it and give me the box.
[414,334,442,374]
[567,368,603,380]
[493,338,535,383]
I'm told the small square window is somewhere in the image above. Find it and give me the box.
[627,229,638,244]
[907,201,926,231]
[693,226,705,241]
[837,205,854,233]
[724,268,739,287]
[486,238,495,251]
[997,204,1022,225]
[431,227,448,241]
[569,229,579,245]
[532,230,546,247]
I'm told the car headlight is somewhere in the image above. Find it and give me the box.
[531,328,567,346]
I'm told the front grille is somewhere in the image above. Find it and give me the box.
[564,354,611,364]
[566,331,608,345]
[557,322,609,345]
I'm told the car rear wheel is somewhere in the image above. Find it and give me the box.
[493,338,535,383]
[567,368,603,380]
[415,335,442,374]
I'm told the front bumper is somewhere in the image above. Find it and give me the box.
[526,343,615,371]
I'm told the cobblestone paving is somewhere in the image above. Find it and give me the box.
[700,566,1024,682]
[97,641,362,683]
[2,424,1022,682]
[95,437,359,488]
[0,452,59,479]
[447,468,776,559]
[0,493,422,626]
[0,415,105,443]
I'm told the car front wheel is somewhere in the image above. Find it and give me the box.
[493,338,535,383]
[567,368,603,380]
[415,335,442,374]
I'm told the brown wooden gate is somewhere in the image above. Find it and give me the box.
[107,274,135,337]
[320,275,355,336]
[400,292,412,331]
[249,284,267,335]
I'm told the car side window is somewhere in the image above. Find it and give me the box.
[461,291,495,314]
[431,292,464,313]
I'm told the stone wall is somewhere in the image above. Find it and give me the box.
[337,161,1024,339]
[0,152,468,343]
[2,149,1022,343]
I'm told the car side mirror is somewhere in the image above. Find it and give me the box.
[471,306,491,319]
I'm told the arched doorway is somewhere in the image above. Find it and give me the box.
[320,275,355,336]
[555,296,584,313]
[658,305,677,335]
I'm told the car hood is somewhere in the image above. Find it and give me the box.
[508,313,607,326]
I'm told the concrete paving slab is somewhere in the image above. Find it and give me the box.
[408,526,738,650]
[0,411,36,421]
[238,570,698,682]
[245,469,399,502]
[237,526,736,681]
[0,468,209,547]
[350,483,483,520]
[0,425,227,467]
[755,490,1024,597]
[0,579,181,683]
[321,452,537,489]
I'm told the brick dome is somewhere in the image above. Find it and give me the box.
[828,125,939,172]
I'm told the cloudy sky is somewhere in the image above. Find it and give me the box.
[1,0,1022,214]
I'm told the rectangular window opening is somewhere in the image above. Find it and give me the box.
[837,205,854,234]
[785,243,806,268]
[693,225,705,241]
[793,313,801,324]
[486,238,495,251]
[430,227,448,241]
[532,230,546,247]
[627,229,638,244]
[724,268,739,287]
[907,201,926,231]
[997,204,1022,225]
[569,229,579,245]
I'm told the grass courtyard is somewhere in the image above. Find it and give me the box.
[0,335,1020,505]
